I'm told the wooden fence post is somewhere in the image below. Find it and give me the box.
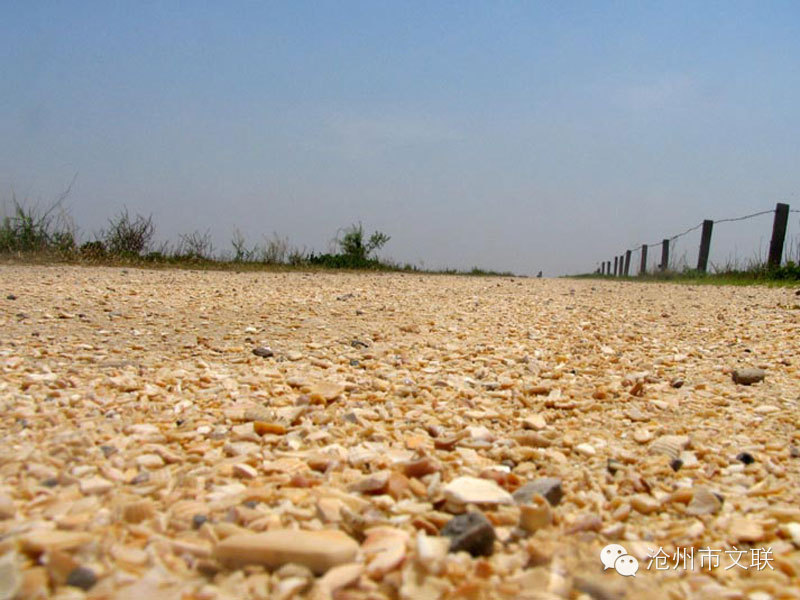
[624,250,632,276]
[619,255,625,277]
[600,262,605,275]
[697,220,713,272]
[660,239,669,271]
[768,203,790,268]
[613,256,618,276]
[640,245,648,276]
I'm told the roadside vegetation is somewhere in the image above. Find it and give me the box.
[573,260,800,285]
[0,195,515,277]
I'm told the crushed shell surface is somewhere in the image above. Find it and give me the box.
[0,265,798,599]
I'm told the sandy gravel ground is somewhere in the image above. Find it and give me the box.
[0,265,798,600]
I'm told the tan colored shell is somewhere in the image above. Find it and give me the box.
[686,487,722,516]
[648,435,690,460]
[121,499,157,524]
[169,500,208,524]
[0,553,21,600]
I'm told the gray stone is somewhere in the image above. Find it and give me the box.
[253,346,274,358]
[441,512,496,557]
[731,368,765,385]
[99,445,117,458]
[512,478,563,507]
[192,514,208,529]
[66,566,97,591]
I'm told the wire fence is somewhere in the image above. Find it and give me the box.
[596,202,798,276]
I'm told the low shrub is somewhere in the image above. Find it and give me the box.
[104,208,155,257]
[80,240,107,260]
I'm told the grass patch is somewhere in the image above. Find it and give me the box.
[1,194,517,277]
[572,264,800,286]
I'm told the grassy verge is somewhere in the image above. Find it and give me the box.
[1,197,516,277]
[571,265,800,286]
[0,249,517,277]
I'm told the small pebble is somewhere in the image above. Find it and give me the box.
[192,514,208,529]
[441,511,496,557]
[512,478,564,507]
[252,346,274,358]
[731,368,765,385]
[6,294,17,300]
[99,445,117,458]
[65,566,97,591]
[736,452,755,465]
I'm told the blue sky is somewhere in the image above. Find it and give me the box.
[2,1,799,274]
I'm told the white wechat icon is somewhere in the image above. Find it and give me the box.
[614,555,639,577]
[601,544,639,576]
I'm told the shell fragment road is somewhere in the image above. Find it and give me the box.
[0,265,798,599]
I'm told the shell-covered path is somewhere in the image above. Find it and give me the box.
[1,265,798,599]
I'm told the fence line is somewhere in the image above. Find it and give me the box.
[596,202,796,276]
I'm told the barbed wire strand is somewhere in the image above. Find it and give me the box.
[596,205,800,270]
[715,208,776,224]
[623,208,780,255]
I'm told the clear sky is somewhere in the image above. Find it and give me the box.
[2,1,799,275]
